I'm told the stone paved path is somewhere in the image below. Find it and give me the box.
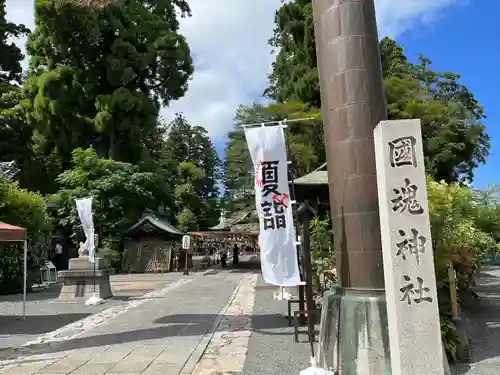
[451,265,500,375]
[190,272,258,375]
[0,270,248,375]
[0,273,185,350]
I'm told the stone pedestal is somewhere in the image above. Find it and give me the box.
[57,257,113,301]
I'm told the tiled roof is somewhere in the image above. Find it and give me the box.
[293,162,328,185]
[126,215,184,236]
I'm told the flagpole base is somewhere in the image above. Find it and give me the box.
[85,293,105,306]
[299,356,335,375]
[317,287,391,374]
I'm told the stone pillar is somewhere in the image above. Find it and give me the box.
[312,0,390,373]
[374,119,446,375]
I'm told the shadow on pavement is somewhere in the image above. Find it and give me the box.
[0,255,272,360]
[0,283,62,302]
[0,313,91,335]
[450,267,500,374]
[2,312,288,359]
[203,255,261,276]
[154,313,288,332]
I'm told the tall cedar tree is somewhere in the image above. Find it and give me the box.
[14,0,193,192]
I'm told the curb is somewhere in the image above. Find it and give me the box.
[179,273,247,375]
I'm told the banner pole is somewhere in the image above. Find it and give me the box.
[283,121,314,354]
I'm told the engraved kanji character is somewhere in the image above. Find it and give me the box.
[389,136,417,168]
[399,275,433,305]
[396,228,426,264]
[391,178,424,215]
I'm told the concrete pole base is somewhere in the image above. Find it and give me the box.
[317,287,391,374]
[317,287,451,374]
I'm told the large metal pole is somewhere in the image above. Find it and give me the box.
[312,0,391,372]
[312,0,387,289]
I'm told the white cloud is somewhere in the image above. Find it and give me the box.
[5,0,34,71]
[6,0,461,140]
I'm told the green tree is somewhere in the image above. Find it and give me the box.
[425,178,500,360]
[0,175,48,294]
[265,0,489,182]
[265,0,318,105]
[48,147,170,243]
[0,1,43,191]
[161,114,221,228]
[0,176,47,238]
[224,101,322,212]
[0,86,60,192]
[384,53,490,182]
[174,161,206,231]
[379,37,408,78]
[0,0,29,91]
[16,0,193,192]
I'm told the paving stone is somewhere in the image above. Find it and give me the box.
[2,267,253,375]
[450,266,500,375]
[153,351,187,365]
[0,276,195,352]
[68,362,115,375]
[109,358,154,372]
[35,358,86,373]
[0,365,15,374]
[87,347,134,364]
[142,363,181,375]
[191,273,258,375]
[2,360,55,375]
[64,346,108,360]
[128,346,166,358]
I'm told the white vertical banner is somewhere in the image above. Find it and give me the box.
[75,197,96,263]
[244,125,301,286]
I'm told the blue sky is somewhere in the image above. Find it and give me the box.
[206,0,500,188]
[209,0,500,189]
[398,0,499,188]
[7,0,497,187]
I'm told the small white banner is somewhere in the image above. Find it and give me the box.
[244,125,301,286]
[75,197,96,263]
[182,235,191,250]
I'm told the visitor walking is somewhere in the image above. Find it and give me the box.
[232,244,239,265]
[220,250,227,268]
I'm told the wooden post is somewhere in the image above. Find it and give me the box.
[298,284,306,325]
[448,262,458,318]
[298,200,318,342]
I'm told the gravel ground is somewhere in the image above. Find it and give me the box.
[241,260,500,375]
[241,275,315,375]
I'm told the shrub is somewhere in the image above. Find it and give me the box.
[0,177,49,294]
